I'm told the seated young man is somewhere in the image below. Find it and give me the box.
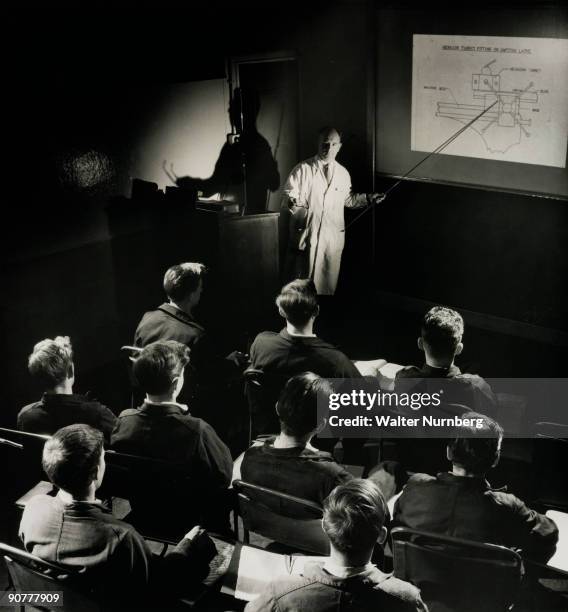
[20,424,216,605]
[394,306,496,416]
[392,412,558,563]
[110,340,232,527]
[134,261,245,369]
[233,372,353,507]
[246,479,427,612]
[250,278,363,381]
[235,372,404,505]
[18,336,116,442]
[249,278,384,435]
[135,262,208,352]
[134,261,246,424]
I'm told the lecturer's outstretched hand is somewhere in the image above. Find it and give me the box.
[367,193,386,206]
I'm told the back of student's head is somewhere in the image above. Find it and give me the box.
[276,372,332,437]
[447,412,503,475]
[42,424,103,497]
[276,279,318,327]
[163,262,207,303]
[421,306,464,359]
[132,341,190,395]
[28,335,74,389]
[323,479,388,553]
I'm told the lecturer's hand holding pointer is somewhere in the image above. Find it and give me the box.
[366,193,386,206]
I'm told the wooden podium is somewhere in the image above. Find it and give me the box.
[187,208,280,331]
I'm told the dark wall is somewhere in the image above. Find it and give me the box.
[294,3,370,188]
[369,179,568,330]
[3,1,372,423]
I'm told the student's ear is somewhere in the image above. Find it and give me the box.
[314,305,320,319]
[278,306,286,319]
[95,450,106,489]
[455,342,463,356]
[172,372,184,397]
[314,417,327,435]
[377,525,387,546]
[446,446,452,462]
[417,337,424,352]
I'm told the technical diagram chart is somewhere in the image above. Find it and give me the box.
[411,35,568,168]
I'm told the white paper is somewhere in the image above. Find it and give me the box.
[234,547,326,601]
[546,510,568,573]
[234,547,287,601]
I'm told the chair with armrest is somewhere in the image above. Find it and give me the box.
[0,428,49,456]
[102,449,233,541]
[534,421,568,440]
[103,449,197,535]
[242,367,263,447]
[0,541,101,612]
[532,421,568,512]
[0,428,49,502]
[243,367,287,439]
[391,526,523,612]
[233,479,328,555]
[120,345,143,409]
[0,435,24,504]
[243,367,273,439]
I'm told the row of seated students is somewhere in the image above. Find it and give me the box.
[249,276,497,423]
[12,261,559,608]
[19,335,232,532]
[15,385,558,610]
[19,423,425,611]
[18,260,497,447]
[233,372,558,563]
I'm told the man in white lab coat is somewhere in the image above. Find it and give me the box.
[282,127,384,295]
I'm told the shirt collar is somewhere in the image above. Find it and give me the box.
[158,303,205,331]
[260,436,334,460]
[41,392,86,406]
[303,562,390,587]
[422,363,461,376]
[53,493,112,514]
[314,156,335,180]
[279,328,319,342]
[437,471,506,492]
[311,155,334,170]
[138,401,188,416]
[323,560,376,579]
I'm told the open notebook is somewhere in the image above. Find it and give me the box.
[224,545,326,601]
[546,510,568,573]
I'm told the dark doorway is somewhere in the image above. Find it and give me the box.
[232,55,300,213]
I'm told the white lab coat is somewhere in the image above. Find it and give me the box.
[282,156,367,295]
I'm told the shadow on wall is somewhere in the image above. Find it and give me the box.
[174,87,280,214]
